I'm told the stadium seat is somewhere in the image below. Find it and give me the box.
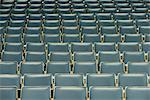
[0,14,10,21]
[45,14,59,20]
[85,0,99,4]
[103,8,117,13]
[100,62,124,74]
[11,14,26,20]
[136,19,150,27]
[95,43,116,53]
[6,27,23,35]
[83,34,101,43]
[124,34,142,42]
[61,14,77,20]
[44,20,60,27]
[26,43,45,52]
[4,43,23,52]
[63,34,81,43]
[62,20,78,27]
[123,52,145,63]
[0,74,20,88]
[55,73,83,86]
[131,13,147,20]
[0,21,8,27]
[43,3,56,8]
[25,52,47,63]
[27,20,42,27]
[54,87,86,100]
[90,87,122,100]
[9,20,25,27]
[12,8,26,14]
[2,51,23,63]
[118,43,139,52]
[79,13,95,20]
[71,43,93,52]
[134,8,148,13]
[87,74,115,87]
[25,27,41,34]
[120,26,137,34]
[58,8,71,14]
[43,34,60,43]
[48,43,69,53]
[117,20,134,26]
[142,42,150,52]
[46,62,70,74]
[74,62,97,74]
[43,8,56,14]
[99,20,115,26]
[4,34,22,43]
[21,87,50,100]
[113,13,129,20]
[80,20,96,27]
[96,13,112,20]
[74,52,96,62]
[139,26,150,34]
[24,74,52,86]
[0,61,17,74]
[49,52,71,62]
[72,5,83,9]
[29,14,42,20]
[98,51,121,63]
[24,34,41,43]
[27,8,41,14]
[43,27,60,35]
[103,34,121,43]
[126,87,150,100]
[118,74,148,87]
[101,26,117,34]
[0,87,16,100]
[102,3,115,8]
[62,26,79,34]
[20,62,44,75]
[82,26,98,34]
[128,62,150,74]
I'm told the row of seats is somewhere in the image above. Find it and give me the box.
[1,0,149,100]
[1,42,150,52]
[1,13,150,21]
[1,2,149,8]
[2,0,150,3]
[1,86,150,100]
[1,3,149,8]
[0,26,150,35]
[0,73,148,88]
[2,0,150,4]
[0,61,150,74]
[1,51,150,64]
[0,34,150,44]
[1,19,150,27]
[1,7,149,14]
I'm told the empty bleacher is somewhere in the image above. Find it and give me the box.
[0,0,150,99]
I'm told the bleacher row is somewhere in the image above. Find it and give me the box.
[0,0,150,100]
[1,0,150,14]
[0,43,150,62]
[0,13,150,20]
[0,73,149,99]
[1,33,150,43]
[2,86,150,100]
[0,22,150,34]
